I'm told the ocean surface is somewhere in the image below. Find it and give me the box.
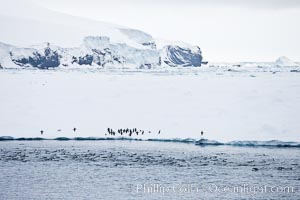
[0,140,299,200]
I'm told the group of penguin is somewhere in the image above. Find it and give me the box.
[40,128,203,137]
[106,128,161,137]
[40,127,162,137]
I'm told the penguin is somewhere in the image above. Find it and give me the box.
[40,130,44,135]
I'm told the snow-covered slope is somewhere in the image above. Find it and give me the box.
[0,0,203,69]
[0,0,141,48]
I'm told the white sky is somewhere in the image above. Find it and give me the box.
[28,0,300,61]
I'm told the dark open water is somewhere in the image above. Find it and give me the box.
[0,140,299,199]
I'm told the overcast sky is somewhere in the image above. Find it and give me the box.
[32,0,300,62]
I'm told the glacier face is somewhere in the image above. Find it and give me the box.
[10,46,60,69]
[0,35,203,69]
[162,45,202,67]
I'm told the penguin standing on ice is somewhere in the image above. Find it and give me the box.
[40,130,44,135]
[201,131,204,137]
[73,127,77,132]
